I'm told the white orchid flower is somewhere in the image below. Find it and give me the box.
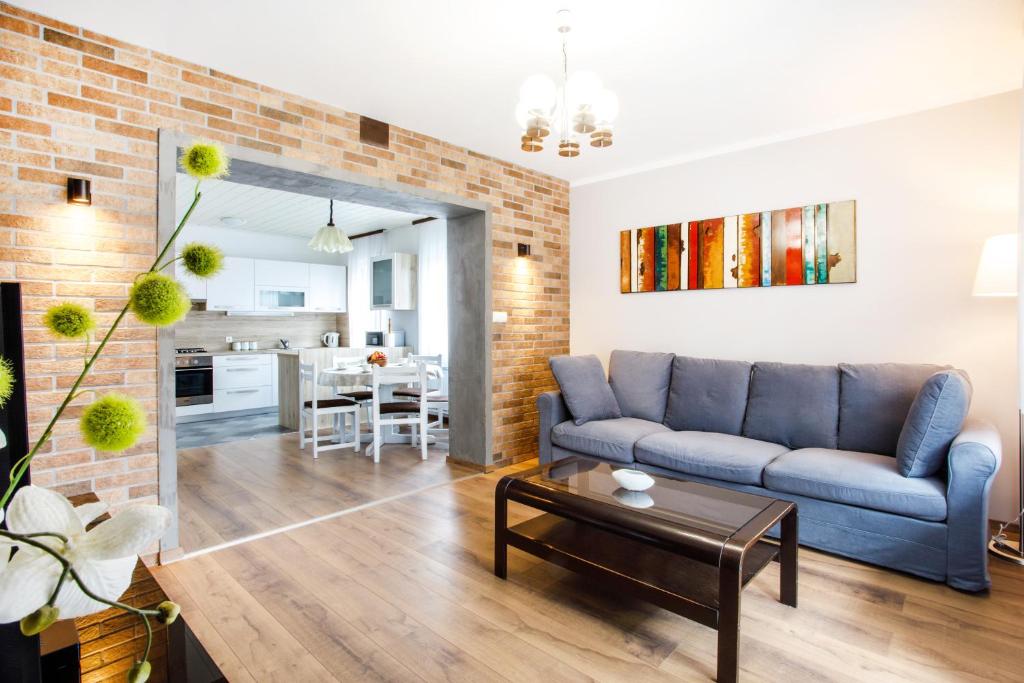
[0,486,170,622]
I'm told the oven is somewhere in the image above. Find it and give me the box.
[175,354,213,407]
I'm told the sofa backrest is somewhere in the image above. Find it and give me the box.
[838,362,949,456]
[664,356,752,435]
[742,362,840,449]
[608,350,675,423]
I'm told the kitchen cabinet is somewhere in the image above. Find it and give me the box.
[206,257,254,311]
[371,253,416,310]
[212,354,274,412]
[308,264,347,312]
[254,259,309,288]
[175,259,207,300]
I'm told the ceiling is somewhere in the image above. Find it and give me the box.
[175,173,425,237]
[23,0,1023,185]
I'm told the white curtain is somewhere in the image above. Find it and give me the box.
[347,232,388,346]
[417,220,448,363]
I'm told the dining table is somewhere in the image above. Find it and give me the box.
[316,363,444,446]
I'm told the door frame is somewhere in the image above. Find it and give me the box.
[156,129,493,558]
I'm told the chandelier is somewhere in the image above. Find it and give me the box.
[515,9,619,157]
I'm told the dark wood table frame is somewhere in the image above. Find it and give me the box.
[494,465,798,683]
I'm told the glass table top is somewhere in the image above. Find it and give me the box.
[520,458,776,539]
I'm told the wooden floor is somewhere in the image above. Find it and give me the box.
[155,465,1024,682]
[176,433,475,554]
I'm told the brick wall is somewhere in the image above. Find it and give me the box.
[0,2,569,513]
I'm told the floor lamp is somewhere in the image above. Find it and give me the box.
[975,233,1024,564]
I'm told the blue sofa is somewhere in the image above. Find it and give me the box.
[537,351,1002,592]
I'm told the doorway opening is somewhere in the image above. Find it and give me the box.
[156,130,492,558]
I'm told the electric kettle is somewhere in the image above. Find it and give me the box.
[321,332,340,347]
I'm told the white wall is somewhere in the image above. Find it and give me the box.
[570,91,1021,520]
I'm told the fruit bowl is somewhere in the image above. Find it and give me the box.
[367,351,387,367]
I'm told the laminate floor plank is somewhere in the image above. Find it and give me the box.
[155,464,1024,682]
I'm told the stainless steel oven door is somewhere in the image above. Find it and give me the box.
[175,366,213,406]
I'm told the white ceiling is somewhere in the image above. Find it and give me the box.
[175,173,424,237]
[23,0,1024,185]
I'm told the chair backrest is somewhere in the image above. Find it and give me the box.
[373,363,428,414]
[408,354,443,391]
[332,355,363,369]
[299,362,317,409]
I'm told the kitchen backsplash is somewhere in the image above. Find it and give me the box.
[175,309,350,351]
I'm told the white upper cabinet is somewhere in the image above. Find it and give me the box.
[371,253,416,310]
[175,258,207,300]
[206,256,255,311]
[308,264,347,313]
[254,259,309,288]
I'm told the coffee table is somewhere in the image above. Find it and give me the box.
[494,457,798,683]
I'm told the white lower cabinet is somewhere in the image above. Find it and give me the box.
[213,386,274,413]
[212,354,274,412]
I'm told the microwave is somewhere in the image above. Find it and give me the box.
[366,331,384,346]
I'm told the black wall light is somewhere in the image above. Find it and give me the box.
[517,242,531,257]
[66,177,91,205]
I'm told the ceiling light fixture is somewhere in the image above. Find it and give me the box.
[515,9,618,157]
[308,199,354,254]
[219,216,246,227]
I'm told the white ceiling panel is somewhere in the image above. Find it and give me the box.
[175,173,425,237]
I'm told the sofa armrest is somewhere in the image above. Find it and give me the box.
[945,416,1002,591]
[537,390,570,464]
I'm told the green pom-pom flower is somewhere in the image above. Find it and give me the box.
[43,303,95,339]
[179,140,229,180]
[0,357,13,409]
[80,393,146,452]
[130,273,191,327]
[181,242,224,279]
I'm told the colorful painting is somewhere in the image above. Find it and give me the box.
[619,200,856,293]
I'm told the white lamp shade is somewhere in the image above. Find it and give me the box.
[308,224,353,254]
[972,233,1017,297]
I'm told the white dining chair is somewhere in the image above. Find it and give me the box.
[394,354,447,438]
[298,362,360,459]
[367,363,429,463]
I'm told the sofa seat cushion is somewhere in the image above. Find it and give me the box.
[551,418,669,464]
[635,431,789,485]
[764,448,947,521]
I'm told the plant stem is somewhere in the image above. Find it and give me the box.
[0,190,203,508]
[47,564,69,606]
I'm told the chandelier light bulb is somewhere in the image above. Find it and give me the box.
[555,8,572,33]
[566,70,603,111]
[593,88,620,125]
[518,74,557,114]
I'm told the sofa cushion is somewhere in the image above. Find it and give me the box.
[635,431,789,485]
[897,370,972,477]
[608,350,675,423]
[838,363,948,456]
[763,448,947,521]
[551,417,669,463]
[742,362,840,449]
[663,356,752,435]
[549,355,621,425]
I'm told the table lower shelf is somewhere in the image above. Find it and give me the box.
[506,513,779,625]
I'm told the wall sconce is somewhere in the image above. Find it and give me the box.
[517,243,531,257]
[66,177,91,205]
[492,311,508,324]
